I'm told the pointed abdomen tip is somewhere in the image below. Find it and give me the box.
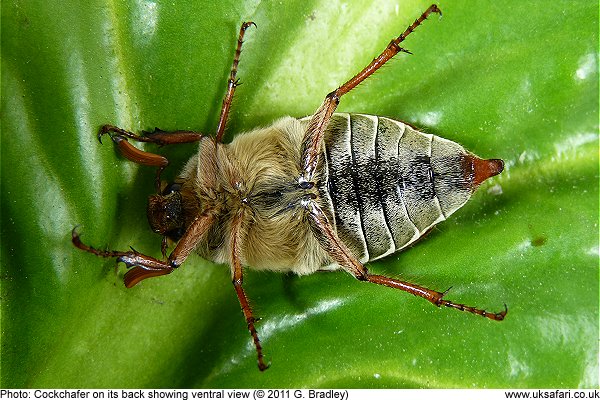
[467,156,504,187]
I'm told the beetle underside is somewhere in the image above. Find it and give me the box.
[73,4,506,371]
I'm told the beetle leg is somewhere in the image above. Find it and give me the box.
[72,210,216,288]
[305,200,507,321]
[301,4,441,180]
[229,208,269,371]
[161,236,169,260]
[99,125,203,146]
[215,21,256,144]
[98,125,203,192]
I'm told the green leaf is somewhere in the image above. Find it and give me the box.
[2,0,598,389]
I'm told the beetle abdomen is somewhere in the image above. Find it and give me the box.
[320,113,476,263]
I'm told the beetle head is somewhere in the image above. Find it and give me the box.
[147,182,185,240]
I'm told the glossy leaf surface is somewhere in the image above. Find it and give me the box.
[2,0,598,388]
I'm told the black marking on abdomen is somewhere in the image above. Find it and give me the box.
[323,114,369,262]
[350,114,394,260]
[323,114,453,263]
[397,128,444,233]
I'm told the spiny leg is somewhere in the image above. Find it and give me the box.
[304,199,507,321]
[98,125,203,192]
[215,21,256,143]
[72,211,215,288]
[72,227,174,286]
[229,209,269,371]
[301,4,441,180]
[99,125,203,145]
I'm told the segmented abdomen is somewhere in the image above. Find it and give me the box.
[320,113,473,263]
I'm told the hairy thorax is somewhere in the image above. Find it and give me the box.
[178,117,333,274]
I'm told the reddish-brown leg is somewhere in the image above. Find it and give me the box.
[99,125,203,146]
[229,209,269,371]
[305,200,507,321]
[215,22,256,144]
[301,4,441,180]
[298,4,506,320]
[98,125,203,192]
[72,211,216,287]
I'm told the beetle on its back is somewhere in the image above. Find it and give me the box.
[73,5,506,371]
